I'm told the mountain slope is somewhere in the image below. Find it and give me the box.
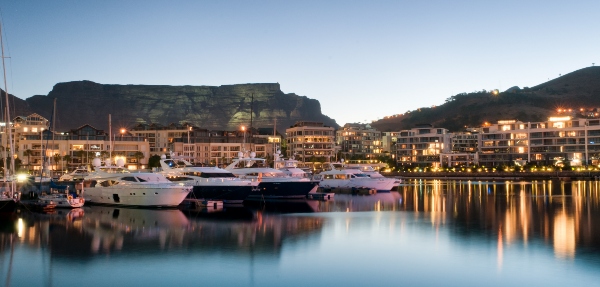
[371,66,600,132]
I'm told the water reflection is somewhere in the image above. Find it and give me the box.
[1,180,599,286]
[385,179,600,259]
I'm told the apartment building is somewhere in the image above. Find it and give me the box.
[11,114,149,174]
[479,117,600,166]
[170,127,279,166]
[286,121,335,164]
[335,123,383,160]
[395,125,451,167]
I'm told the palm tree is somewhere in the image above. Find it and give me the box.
[133,151,144,170]
[23,149,33,172]
[52,153,61,174]
[63,154,72,170]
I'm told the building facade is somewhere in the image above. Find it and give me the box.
[336,123,383,160]
[286,121,335,164]
[395,125,451,167]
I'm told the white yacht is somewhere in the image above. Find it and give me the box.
[345,165,401,187]
[157,156,259,204]
[225,151,319,200]
[319,163,396,192]
[83,159,191,207]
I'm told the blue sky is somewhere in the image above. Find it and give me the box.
[0,1,598,126]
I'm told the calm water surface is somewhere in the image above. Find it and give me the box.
[1,179,600,286]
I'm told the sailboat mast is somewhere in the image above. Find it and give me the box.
[0,21,15,194]
[109,114,112,161]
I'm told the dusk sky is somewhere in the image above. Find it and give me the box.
[1,1,598,126]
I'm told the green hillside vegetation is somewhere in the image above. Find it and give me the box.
[372,66,600,132]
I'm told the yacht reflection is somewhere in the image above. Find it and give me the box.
[317,192,403,212]
[243,199,320,213]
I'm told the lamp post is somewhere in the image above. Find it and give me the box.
[241,126,246,151]
[188,126,192,144]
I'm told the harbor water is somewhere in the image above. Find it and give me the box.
[1,179,599,286]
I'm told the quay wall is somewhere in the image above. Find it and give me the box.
[385,171,600,181]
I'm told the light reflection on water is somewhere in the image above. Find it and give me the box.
[0,180,599,286]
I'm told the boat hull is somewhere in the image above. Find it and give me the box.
[84,185,191,208]
[190,185,256,204]
[247,181,319,200]
[39,195,85,208]
[319,178,396,192]
[0,198,17,213]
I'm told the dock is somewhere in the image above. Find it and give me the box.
[181,198,223,209]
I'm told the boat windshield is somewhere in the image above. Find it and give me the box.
[351,174,369,178]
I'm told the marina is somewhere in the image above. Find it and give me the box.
[1,179,599,286]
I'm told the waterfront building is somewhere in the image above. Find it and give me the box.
[336,123,383,160]
[130,123,192,154]
[12,114,149,174]
[395,124,451,167]
[285,121,335,166]
[381,132,399,154]
[479,117,600,167]
[168,127,280,166]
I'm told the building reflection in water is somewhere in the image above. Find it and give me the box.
[379,179,600,261]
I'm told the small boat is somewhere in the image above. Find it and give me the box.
[83,172,192,208]
[37,181,85,208]
[158,156,259,205]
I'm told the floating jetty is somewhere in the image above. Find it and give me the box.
[317,187,377,195]
[181,198,224,209]
[308,192,335,200]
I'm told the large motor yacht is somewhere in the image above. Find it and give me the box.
[83,158,191,207]
[157,156,259,205]
[225,151,319,200]
[319,163,396,192]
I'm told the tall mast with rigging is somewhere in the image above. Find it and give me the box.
[0,20,15,195]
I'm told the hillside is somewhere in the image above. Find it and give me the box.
[371,66,600,132]
[16,81,338,132]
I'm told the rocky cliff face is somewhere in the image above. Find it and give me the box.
[22,81,338,132]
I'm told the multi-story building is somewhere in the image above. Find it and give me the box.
[395,125,451,167]
[130,123,192,154]
[12,114,149,174]
[381,132,399,154]
[286,121,335,165]
[170,127,280,166]
[336,123,383,160]
[479,117,600,167]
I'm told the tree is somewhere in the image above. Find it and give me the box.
[133,151,144,169]
[148,155,162,169]
[62,154,72,170]
[23,149,33,171]
[53,153,61,173]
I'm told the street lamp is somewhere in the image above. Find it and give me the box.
[120,128,126,139]
[241,126,246,150]
[188,126,192,144]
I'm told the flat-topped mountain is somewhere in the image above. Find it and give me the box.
[9,81,338,132]
[371,66,600,132]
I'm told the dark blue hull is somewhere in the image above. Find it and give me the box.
[0,199,17,213]
[247,181,319,200]
[189,185,256,204]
